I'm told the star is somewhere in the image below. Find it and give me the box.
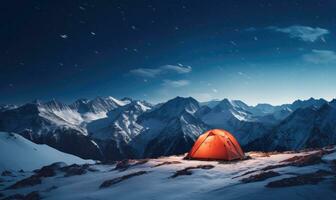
[60,34,68,39]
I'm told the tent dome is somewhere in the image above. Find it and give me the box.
[187,129,244,160]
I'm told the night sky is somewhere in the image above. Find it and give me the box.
[1,0,336,105]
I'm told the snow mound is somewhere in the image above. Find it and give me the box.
[0,132,94,171]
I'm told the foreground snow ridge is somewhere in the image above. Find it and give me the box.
[1,147,336,200]
[0,132,94,171]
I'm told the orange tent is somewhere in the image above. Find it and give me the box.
[187,129,244,160]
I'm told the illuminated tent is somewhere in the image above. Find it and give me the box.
[187,129,244,160]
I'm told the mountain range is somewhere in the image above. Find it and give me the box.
[0,96,335,161]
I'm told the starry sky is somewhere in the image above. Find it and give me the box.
[1,0,336,105]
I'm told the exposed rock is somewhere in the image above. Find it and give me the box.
[2,191,40,200]
[24,191,40,200]
[2,194,24,200]
[241,171,280,183]
[60,164,88,177]
[114,159,148,171]
[280,151,324,167]
[6,163,64,189]
[233,151,330,179]
[100,171,148,188]
[266,170,334,188]
[33,166,55,178]
[170,165,214,178]
[33,162,66,177]
[152,161,182,168]
[114,160,133,171]
[7,175,41,189]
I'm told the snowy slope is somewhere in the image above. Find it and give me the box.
[88,100,152,142]
[1,147,335,200]
[0,132,94,171]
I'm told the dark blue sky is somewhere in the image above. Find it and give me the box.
[1,0,336,105]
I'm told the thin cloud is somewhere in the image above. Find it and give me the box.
[129,68,161,78]
[267,25,329,42]
[237,71,252,80]
[130,64,192,78]
[161,64,192,73]
[162,79,190,87]
[303,50,336,64]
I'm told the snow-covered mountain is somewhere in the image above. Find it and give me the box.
[0,97,131,160]
[246,101,336,151]
[70,96,131,121]
[0,96,335,161]
[199,99,273,145]
[0,132,93,171]
[289,97,327,111]
[87,100,153,160]
[0,101,103,160]
[131,97,209,157]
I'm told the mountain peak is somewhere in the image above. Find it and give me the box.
[291,97,327,110]
[214,98,249,111]
[167,96,199,109]
[140,96,199,121]
[172,96,195,101]
[31,99,43,105]
[44,99,69,111]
